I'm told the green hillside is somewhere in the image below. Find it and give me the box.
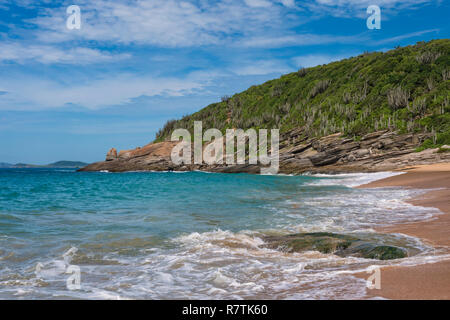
[155,39,450,149]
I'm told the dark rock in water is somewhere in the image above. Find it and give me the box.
[335,240,408,260]
[264,232,357,254]
[335,242,407,260]
[263,232,407,260]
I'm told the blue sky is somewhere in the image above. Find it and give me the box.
[0,0,448,164]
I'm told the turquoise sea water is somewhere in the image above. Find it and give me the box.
[0,168,444,299]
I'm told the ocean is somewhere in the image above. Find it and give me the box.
[0,168,446,299]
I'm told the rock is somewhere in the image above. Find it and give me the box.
[118,150,132,160]
[438,145,450,154]
[361,130,388,141]
[354,149,370,158]
[264,232,357,254]
[105,148,117,161]
[290,143,312,154]
[279,153,295,161]
[336,243,407,260]
[309,153,341,166]
[263,232,408,260]
[79,127,448,174]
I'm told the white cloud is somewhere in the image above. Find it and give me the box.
[305,0,436,18]
[6,0,438,51]
[24,0,294,47]
[314,0,430,6]
[278,0,296,7]
[0,42,130,64]
[374,28,439,44]
[241,33,364,47]
[244,0,273,7]
[1,0,442,112]
[0,72,213,110]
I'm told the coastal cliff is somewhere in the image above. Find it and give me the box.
[80,39,450,173]
[78,130,450,173]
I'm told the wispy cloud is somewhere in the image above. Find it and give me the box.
[0,71,216,110]
[303,0,437,18]
[374,28,440,45]
[22,0,297,47]
[0,0,445,112]
[0,42,130,64]
[240,33,365,48]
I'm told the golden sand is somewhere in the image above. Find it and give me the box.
[356,162,450,300]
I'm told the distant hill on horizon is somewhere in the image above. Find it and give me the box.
[0,161,89,168]
[46,161,90,168]
[0,162,13,168]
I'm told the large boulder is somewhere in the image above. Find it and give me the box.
[263,232,407,260]
[105,148,117,161]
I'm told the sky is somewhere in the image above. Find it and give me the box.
[0,0,448,164]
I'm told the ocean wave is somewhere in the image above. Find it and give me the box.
[0,169,447,299]
[304,171,405,187]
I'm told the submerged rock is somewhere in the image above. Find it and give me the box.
[336,242,407,260]
[264,232,357,254]
[263,232,407,260]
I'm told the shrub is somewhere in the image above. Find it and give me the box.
[310,80,331,98]
[437,147,450,153]
[221,95,231,103]
[342,91,351,104]
[297,68,308,77]
[408,97,427,116]
[271,86,283,97]
[416,51,441,64]
[155,119,177,140]
[387,87,410,110]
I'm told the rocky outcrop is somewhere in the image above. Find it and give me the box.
[276,129,448,174]
[278,129,450,174]
[81,141,182,172]
[105,148,117,161]
[263,232,407,260]
[79,128,450,173]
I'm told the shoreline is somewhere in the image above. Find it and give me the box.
[356,163,450,300]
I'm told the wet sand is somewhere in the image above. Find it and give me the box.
[356,163,450,300]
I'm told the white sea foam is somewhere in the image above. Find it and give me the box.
[304,171,406,187]
[1,170,447,300]
[3,221,447,300]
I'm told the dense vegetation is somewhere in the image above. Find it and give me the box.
[155,39,450,149]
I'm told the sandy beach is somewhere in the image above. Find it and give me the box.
[357,163,450,300]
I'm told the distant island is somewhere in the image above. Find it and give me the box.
[0,161,89,168]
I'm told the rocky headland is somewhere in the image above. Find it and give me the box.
[78,129,450,174]
[80,40,450,174]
